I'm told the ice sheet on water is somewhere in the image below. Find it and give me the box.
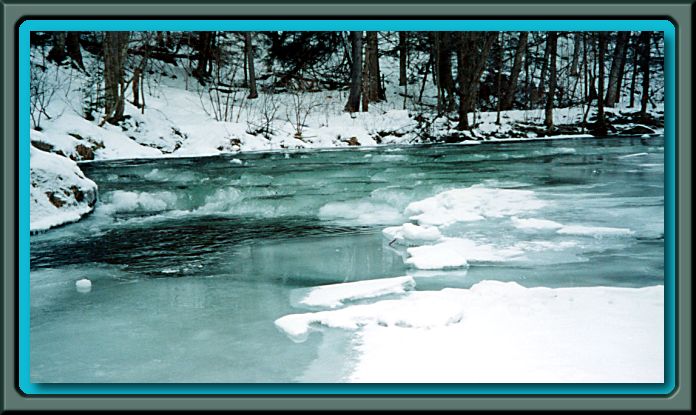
[405,238,525,270]
[275,288,466,343]
[405,185,547,226]
[511,217,564,230]
[291,276,416,309]
[557,225,634,237]
[382,223,442,245]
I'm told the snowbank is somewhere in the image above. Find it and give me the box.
[277,280,664,383]
[30,142,98,232]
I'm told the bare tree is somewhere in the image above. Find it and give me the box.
[30,62,59,130]
[605,31,630,106]
[66,32,85,70]
[246,89,280,139]
[544,31,558,130]
[102,31,130,125]
[46,32,66,64]
[639,31,652,121]
[570,32,581,76]
[399,32,408,86]
[363,31,383,103]
[595,32,608,135]
[245,32,258,99]
[344,31,363,112]
[455,32,496,130]
[287,90,320,140]
[502,31,528,110]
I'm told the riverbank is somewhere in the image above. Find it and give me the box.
[28,45,664,232]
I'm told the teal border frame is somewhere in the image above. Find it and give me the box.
[17,18,676,396]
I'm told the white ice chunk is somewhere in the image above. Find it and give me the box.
[275,289,466,343]
[405,238,524,270]
[382,223,442,244]
[405,186,546,226]
[295,276,416,309]
[557,225,634,236]
[511,216,564,230]
[75,279,92,293]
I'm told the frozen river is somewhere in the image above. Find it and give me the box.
[29,136,665,383]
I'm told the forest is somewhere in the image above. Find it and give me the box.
[30,30,664,140]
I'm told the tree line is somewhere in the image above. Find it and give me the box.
[30,30,663,134]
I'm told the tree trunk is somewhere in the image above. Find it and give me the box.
[245,32,258,99]
[47,32,67,64]
[364,31,382,102]
[502,31,528,110]
[193,31,212,83]
[544,32,558,130]
[103,31,130,124]
[605,31,630,106]
[65,32,85,70]
[639,31,652,121]
[615,33,632,106]
[570,32,581,76]
[344,31,363,112]
[629,35,639,108]
[399,31,408,86]
[538,36,551,93]
[496,33,503,124]
[596,32,607,135]
[455,32,496,130]
[132,68,141,108]
[434,32,455,112]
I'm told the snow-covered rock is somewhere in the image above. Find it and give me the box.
[30,144,97,232]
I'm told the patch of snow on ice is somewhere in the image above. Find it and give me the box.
[557,225,634,237]
[405,238,524,269]
[295,276,416,309]
[511,216,564,230]
[382,223,442,245]
[405,185,546,226]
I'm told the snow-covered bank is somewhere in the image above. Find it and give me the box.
[29,140,97,232]
[28,35,664,230]
[277,280,664,383]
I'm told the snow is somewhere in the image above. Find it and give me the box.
[382,223,442,244]
[30,141,98,232]
[404,185,547,226]
[292,276,416,309]
[511,216,564,230]
[75,278,92,293]
[557,225,634,237]
[276,280,664,383]
[405,238,524,270]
